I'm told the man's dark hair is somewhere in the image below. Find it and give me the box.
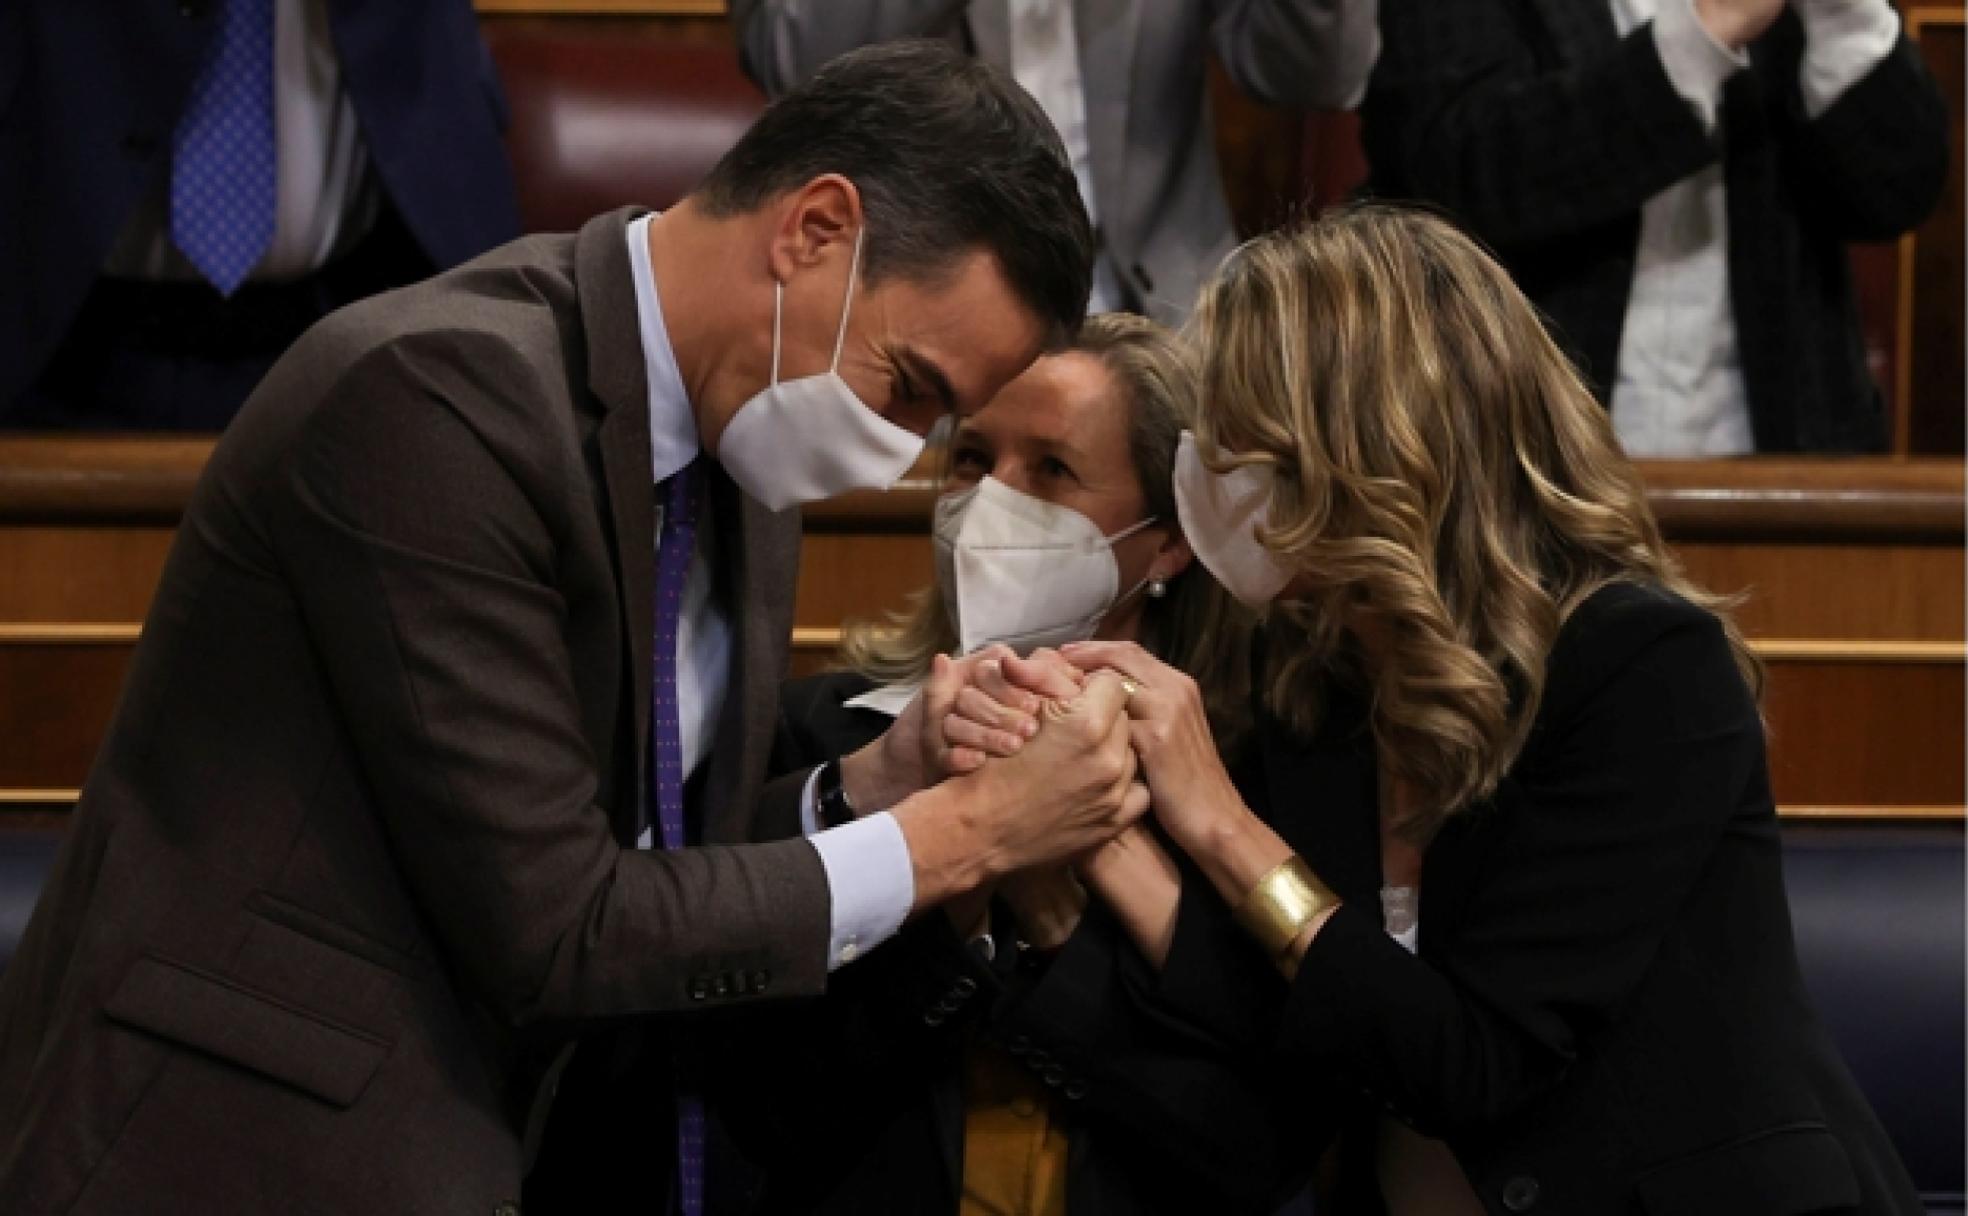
[698,40,1094,342]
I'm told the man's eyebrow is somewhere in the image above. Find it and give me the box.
[897,347,959,413]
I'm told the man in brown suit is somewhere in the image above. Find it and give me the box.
[0,43,1140,1215]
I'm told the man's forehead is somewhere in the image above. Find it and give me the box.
[880,254,1047,412]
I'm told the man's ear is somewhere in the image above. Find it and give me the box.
[766,174,863,284]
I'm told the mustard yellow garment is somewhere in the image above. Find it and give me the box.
[959,1042,1071,1216]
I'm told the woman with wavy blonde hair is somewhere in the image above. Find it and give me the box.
[1051,207,1919,1214]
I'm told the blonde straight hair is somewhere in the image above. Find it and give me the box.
[1186,205,1762,830]
[839,313,1256,750]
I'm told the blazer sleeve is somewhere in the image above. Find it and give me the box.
[1785,34,1950,242]
[1272,604,1765,1136]
[273,334,831,1028]
[1207,0,1381,111]
[729,0,974,96]
[1362,0,1720,247]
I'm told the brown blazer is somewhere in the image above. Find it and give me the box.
[0,209,830,1215]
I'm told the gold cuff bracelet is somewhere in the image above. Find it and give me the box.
[1234,855,1340,961]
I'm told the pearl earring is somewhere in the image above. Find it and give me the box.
[1147,577,1169,599]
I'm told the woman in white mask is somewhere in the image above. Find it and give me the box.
[726,314,1285,1215]
[1023,208,1920,1215]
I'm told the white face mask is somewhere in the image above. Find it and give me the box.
[933,476,1155,656]
[1173,431,1295,608]
[714,229,927,512]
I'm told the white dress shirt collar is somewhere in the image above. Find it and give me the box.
[624,213,703,483]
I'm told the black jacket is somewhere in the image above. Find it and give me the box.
[1154,583,1921,1214]
[715,670,1300,1215]
[1361,0,1948,452]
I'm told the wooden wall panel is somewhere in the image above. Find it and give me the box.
[1675,543,1964,642]
[1765,659,1965,806]
[793,535,931,638]
[0,529,175,622]
[0,644,130,794]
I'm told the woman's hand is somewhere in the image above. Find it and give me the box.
[1077,821,1182,968]
[1059,641,1303,936]
[999,864,1088,951]
[1058,641,1246,854]
[935,647,1086,768]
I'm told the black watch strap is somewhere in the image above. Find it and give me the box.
[816,759,856,830]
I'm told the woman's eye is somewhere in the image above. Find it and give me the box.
[1038,456,1076,481]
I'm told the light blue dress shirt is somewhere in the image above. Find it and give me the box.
[624,214,914,971]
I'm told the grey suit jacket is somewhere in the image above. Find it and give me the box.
[731,0,1378,324]
[0,209,829,1214]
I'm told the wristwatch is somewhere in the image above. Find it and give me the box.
[815,758,857,830]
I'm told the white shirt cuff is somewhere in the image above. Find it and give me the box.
[1791,0,1900,118]
[1652,0,1751,131]
[806,809,915,971]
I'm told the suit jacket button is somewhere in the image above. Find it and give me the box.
[1502,1176,1540,1212]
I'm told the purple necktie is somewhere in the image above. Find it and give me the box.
[651,459,705,1216]
[170,0,277,296]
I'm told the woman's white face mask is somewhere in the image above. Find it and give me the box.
[932,476,1154,656]
[1172,431,1295,608]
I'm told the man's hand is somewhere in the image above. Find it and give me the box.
[892,669,1149,911]
[1695,0,1784,48]
[839,645,1036,813]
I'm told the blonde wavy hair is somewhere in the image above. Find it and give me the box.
[840,312,1255,750]
[1187,205,1762,831]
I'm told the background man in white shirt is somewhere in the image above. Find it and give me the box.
[1363,0,1948,454]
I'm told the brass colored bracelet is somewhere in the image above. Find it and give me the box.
[1234,855,1341,963]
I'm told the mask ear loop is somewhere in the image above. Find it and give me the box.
[1102,516,1159,549]
[828,228,865,374]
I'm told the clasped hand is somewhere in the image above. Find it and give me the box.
[941,642,1246,859]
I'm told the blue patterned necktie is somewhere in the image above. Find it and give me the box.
[650,459,706,1216]
[171,0,277,296]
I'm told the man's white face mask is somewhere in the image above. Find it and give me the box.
[1172,431,1295,608]
[932,476,1154,656]
[715,229,927,512]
